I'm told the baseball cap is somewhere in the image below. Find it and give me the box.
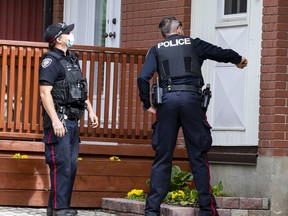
[44,22,74,43]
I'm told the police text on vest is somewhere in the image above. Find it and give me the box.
[157,38,191,49]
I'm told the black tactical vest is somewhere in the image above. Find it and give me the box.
[44,51,88,108]
[156,35,203,82]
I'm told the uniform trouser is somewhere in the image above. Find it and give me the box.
[45,119,79,210]
[145,91,219,216]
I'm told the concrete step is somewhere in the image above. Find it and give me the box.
[102,197,271,216]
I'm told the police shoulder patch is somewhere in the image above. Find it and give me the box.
[41,58,52,68]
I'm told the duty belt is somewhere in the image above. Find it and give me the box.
[56,105,76,119]
[163,85,202,94]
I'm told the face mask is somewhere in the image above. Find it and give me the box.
[65,33,75,48]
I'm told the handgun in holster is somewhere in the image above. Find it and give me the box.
[151,77,163,107]
[201,83,212,113]
[59,113,68,134]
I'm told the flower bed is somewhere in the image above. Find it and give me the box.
[102,165,271,215]
[125,165,227,207]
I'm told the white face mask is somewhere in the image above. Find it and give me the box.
[65,33,75,48]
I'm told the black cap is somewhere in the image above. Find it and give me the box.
[44,22,74,43]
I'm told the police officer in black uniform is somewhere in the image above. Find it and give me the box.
[39,23,98,216]
[137,16,248,216]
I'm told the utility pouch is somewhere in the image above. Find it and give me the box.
[65,106,85,120]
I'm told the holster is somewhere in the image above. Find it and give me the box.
[201,83,212,112]
[151,84,163,107]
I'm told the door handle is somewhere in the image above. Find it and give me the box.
[104,32,116,39]
[108,32,116,38]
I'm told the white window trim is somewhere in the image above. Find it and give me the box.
[216,0,248,27]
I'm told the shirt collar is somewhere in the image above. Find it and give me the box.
[51,47,69,56]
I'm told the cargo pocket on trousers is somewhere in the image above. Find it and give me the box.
[201,119,213,152]
[44,141,65,165]
[151,120,159,151]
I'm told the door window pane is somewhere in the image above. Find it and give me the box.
[224,0,247,15]
[94,0,107,46]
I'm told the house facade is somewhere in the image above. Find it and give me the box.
[0,0,288,215]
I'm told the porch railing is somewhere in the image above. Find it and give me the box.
[0,40,154,144]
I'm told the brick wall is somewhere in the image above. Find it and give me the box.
[52,0,64,23]
[121,0,191,49]
[259,0,288,156]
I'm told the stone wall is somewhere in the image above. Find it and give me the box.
[102,197,271,216]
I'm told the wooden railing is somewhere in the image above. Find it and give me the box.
[0,40,154,144]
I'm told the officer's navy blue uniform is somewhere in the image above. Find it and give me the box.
[39,48,83,210]
[138,34,242,216]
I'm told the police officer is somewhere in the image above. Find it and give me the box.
[137,16,248,216]
[39,23,98,216]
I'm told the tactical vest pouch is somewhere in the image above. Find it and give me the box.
[67,77,88,103]
[79,77,88,101]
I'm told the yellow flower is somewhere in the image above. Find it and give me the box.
[78,157,83,161]
[12,153,21,158]
[11,153,28,159]
[178,190,185,197]
[169,191,176,199]
[109,156,121,161]
[169,190,185,199]
[134,189,143,196]
[127,189,143,197]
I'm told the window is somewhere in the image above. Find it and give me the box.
[216,0,248,24]
[224,0,247,15]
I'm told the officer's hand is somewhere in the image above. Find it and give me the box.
[52,119,66,138]
[89,113,99,128]
[147,107,157,114]
[236,57,248,69]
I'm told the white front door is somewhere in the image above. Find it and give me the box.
[191,0,262,146]
[64,0,121,48]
